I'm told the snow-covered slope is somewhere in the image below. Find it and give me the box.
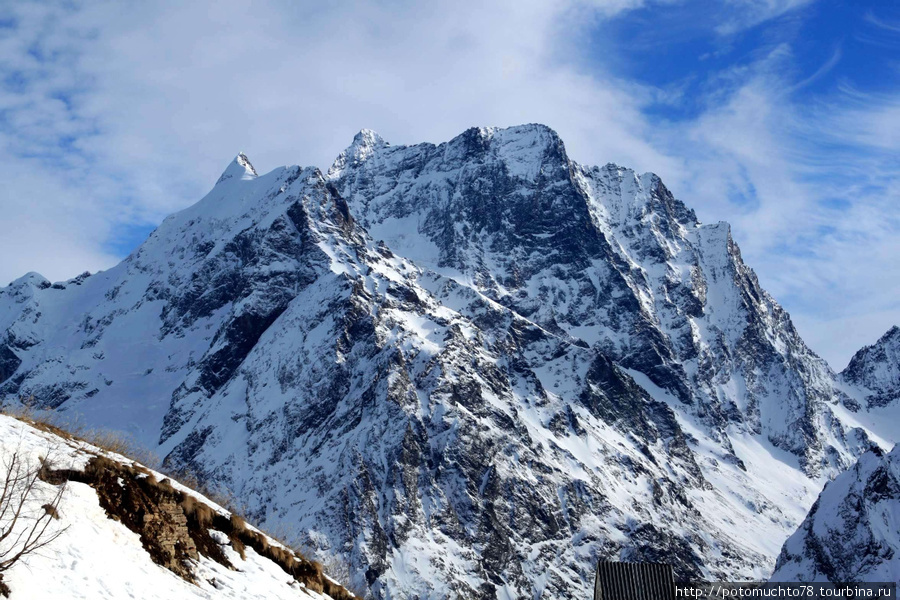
[0,124,891,598]
[770,443,900,582]
[0,413,357,599]
[842,326,900,409]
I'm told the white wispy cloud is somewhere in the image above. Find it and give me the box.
[864,10,900,34]
[716,0,816,34]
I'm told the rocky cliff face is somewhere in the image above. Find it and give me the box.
[842,326,900,409]
[770,444,900,582]
[329,125,865,477]
[0,124,889,598]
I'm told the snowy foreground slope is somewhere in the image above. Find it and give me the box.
[771,443,900,582]
[0,413,357,599]
[0,124,897,598]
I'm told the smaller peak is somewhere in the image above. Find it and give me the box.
[448,123,567,167]
[501,123,558,135]
[235,152,257,175]
[842,324,900,389]
[469,123,560,143]
[513,122,559,136]
[216,152,258,185]
[859,325,900,351]
[876,325,900,346]
[698,221,732,239]
[4,272,50,291]
[16,272,50,286]
[328,129,389,178]
[352,129,385,148]
[598,162,632,175]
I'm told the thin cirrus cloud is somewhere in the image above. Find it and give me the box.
[0,0,897,368]
[715,0,816,34]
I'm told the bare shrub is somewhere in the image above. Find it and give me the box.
[0,451,67,597]
[229,513,246,531]
[80,429,159,465]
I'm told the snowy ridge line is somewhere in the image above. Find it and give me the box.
[0,413,361,599]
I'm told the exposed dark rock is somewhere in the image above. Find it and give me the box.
[0,345,20,385]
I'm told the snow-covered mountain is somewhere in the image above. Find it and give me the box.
[842,327,900,409]
[0,124,893,598]
[770,443,900,582]
[0,413,358,599]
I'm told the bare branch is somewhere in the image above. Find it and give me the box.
[0,449,68,576]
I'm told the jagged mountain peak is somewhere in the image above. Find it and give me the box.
[346,128,387,161]
[579,162,699,232]
[327,129,388,177]
[216,151,259,185]
[441,123,568,174]
[875,325,900,344]
[353,128,385,146]
[326,125,861,475]
[329,123,569,181]
[4,271,50,290]
[842,325,900,408]
[459,122,562,146]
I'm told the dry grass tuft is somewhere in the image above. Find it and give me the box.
[229,513,245,531]
[41,503,60,520]
[180,494,215,528]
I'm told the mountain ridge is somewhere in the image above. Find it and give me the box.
[841,326,900,409]
[770,442,900,582]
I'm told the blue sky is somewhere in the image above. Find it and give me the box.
[0,0,898,368]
